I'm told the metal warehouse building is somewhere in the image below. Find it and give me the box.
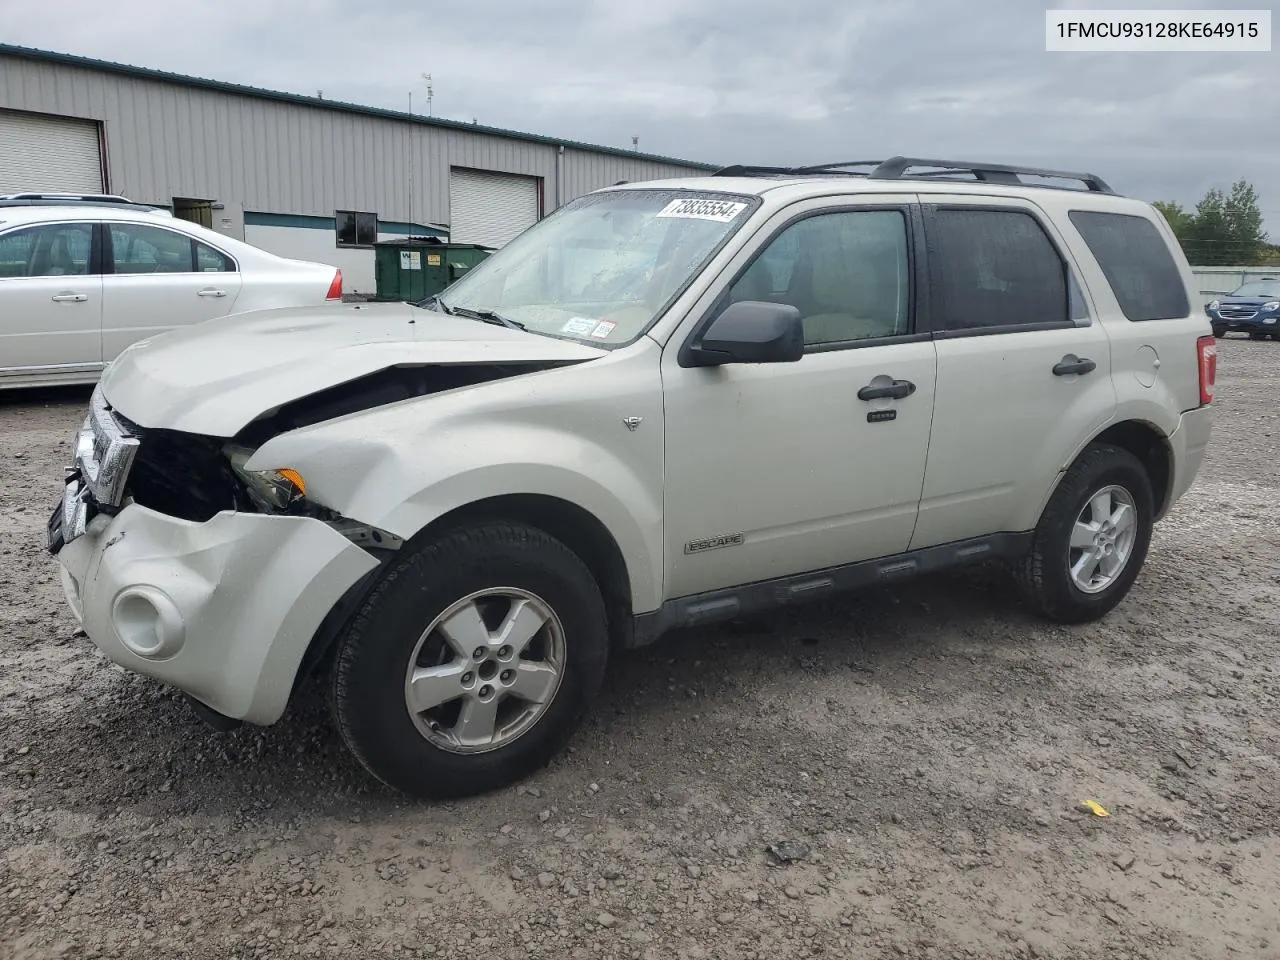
[0,44,716,293]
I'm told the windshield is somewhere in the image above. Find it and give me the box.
[429,189,757,344]
[1231,280,1280,298]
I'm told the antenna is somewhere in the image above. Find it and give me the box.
[421,73,434,117]
[631,135,639,151]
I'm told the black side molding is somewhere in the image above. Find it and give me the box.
[627,531,1033,648]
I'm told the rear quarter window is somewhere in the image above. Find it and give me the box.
[1068,210,1189,321]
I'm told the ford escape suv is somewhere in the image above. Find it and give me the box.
[47,156,1217,799]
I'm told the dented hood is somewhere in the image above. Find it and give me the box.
[99,301,607,436]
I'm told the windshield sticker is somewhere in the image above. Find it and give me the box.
[560,317,598,336]
[589,320,616,339]
[656,198,748,223]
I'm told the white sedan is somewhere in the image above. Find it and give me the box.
[0,194,345,390]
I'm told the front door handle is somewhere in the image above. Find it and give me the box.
[197,288,227,298]
[1052,354,1096,376]
[50,293,88,303]
[857,378,916,401]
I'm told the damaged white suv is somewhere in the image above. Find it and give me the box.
[49,157,1217,799]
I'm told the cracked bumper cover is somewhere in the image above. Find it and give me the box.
[53,502,379,725]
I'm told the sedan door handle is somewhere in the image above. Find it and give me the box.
[857,378,916,401]
[1052,354,1097,377]
[50,293,88,303]
[197,287,227,298]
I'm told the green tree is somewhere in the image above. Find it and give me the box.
[1169,179,1270,266]
[1152,200,1191,236]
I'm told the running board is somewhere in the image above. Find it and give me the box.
[628,531,1032,648]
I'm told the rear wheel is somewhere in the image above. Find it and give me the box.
[330,521,610,799]
[1016,443,1154,624]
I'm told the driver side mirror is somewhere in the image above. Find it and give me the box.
[685,300,805,367]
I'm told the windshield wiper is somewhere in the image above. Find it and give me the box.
[416,295,454,314]
[448,305,527,331]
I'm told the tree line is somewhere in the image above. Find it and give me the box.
[1152,180,1277,266]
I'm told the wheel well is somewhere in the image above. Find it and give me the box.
[294,495,635,691]
[1092,420,1174,517]
[426,494,635,648]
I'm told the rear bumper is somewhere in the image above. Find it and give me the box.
[53,502,378,724]
[1165,405,1215,512]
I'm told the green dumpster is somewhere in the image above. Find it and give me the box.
[373,237,494,302]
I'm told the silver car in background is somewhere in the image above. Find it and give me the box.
[0,193,344,389]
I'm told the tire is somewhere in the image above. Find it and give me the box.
[1016,443,1154,625]
[1211,325,1226,338]
[1249,332,1266,340]
[330,521,609,799]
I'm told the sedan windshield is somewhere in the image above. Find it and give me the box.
[427,189,757,344]
[1231,280,1280,298]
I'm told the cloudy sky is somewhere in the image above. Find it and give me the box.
[5,0,1277,231]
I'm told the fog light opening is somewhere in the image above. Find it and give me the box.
[112,587,185,659]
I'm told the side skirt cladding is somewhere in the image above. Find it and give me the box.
[628,531,1034,648]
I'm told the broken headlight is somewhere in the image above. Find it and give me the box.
[225,446,307,511]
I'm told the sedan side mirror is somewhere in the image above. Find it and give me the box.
[685,300,804,367]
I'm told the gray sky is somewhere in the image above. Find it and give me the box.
[6,0,1277,233]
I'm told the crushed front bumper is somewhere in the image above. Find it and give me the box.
[50,498,378,725]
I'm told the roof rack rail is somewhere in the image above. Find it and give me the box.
[0,192,136,203]
[712,162,876,178]
[869,157,1115,194]
[712,156,1116,194]
[0,193,172,213]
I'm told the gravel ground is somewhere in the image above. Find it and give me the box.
[1,337,1277,960]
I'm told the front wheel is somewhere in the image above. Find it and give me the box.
[330,521,610,799]
[1211,325,1226,338]
[1249,332,1267,341]
[1016,443,1155,624]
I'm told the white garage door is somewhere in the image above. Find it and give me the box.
[0,110,104,196]
[449,168,540,248]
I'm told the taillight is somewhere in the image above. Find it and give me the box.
[1196,335,1216,406]
[325,269,343,301]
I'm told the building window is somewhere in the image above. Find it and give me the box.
[336,210,377,248]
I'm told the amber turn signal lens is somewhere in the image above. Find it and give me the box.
[277,468,307,495]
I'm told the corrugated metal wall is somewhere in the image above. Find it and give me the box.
[1190,265,1280,307]
[0,53,710,230]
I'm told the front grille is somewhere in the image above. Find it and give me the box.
[1220,307,1258,320]
[126,430,250,522]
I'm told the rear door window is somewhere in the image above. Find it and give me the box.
[109,223,195,274]
[195,242,235,272]
[1068,211,1189,321]
[926,208,1069,333]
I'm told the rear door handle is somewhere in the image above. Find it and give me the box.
[857,378,916,401]
[1052,354,1096,376]
[50,293,88,302]
[197,288,227,298]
